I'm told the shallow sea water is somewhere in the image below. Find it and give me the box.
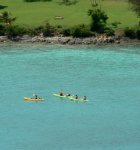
[0,43,140,150]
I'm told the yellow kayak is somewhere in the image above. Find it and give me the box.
[24,97,44,101]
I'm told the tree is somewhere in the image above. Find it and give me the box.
[88,6,108,33]
[0,11,16,26]
[129,0,140,17]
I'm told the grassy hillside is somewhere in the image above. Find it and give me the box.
[0,0,139,29]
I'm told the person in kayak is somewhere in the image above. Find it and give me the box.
[35,94,38,99]
[75,95,78,99]
[83,96,87,100]
[59,90,63,96]
[66,93,71,96]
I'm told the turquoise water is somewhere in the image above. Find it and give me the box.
[0,44,140,150]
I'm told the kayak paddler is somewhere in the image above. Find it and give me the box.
[75,95,78,99]
[83,96,87,100]
[59,90,63,96]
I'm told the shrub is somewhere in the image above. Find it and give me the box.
[5,25,27,38]
[104,27,115,36]
[136,28,140,39]
[31,26,44,35]
[27,22,55,36]
[43,22,55,36]
[62,28,71,36]
[111,22,121,28]
[124,27,136,39]
[0,24,5,35]
[0,11,16,26]
[71,25,92,37]
[88,8,108,33]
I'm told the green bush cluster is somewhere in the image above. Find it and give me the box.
[0,22,114,38]
[71,25,93,37]
[87,6,115,36]
[0,21,57,38]
[6,26,28,38]
[124,27,140,39]
[88,8,108,33]
[104,28,115,36]
[0,24,5,35]
[19,23,56,37]
[62,25,93,37]
[136,29,140,39]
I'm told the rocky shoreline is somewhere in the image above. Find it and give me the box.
[0,35,139,45]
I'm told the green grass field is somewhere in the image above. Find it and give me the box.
[0,0,139,29]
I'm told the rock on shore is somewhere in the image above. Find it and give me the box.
[0,35,139,45]
[29,35,117,45]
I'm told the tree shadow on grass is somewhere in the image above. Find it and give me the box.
[0,5,7,10]
[57,0,78,6]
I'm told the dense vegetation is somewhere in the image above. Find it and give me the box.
[88,6,108,33]
[129,0,140,17]
[0,0,139,39]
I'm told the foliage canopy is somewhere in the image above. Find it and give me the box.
[129,0,140,17]
[88,7,108,33]
[0,11,16,26]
